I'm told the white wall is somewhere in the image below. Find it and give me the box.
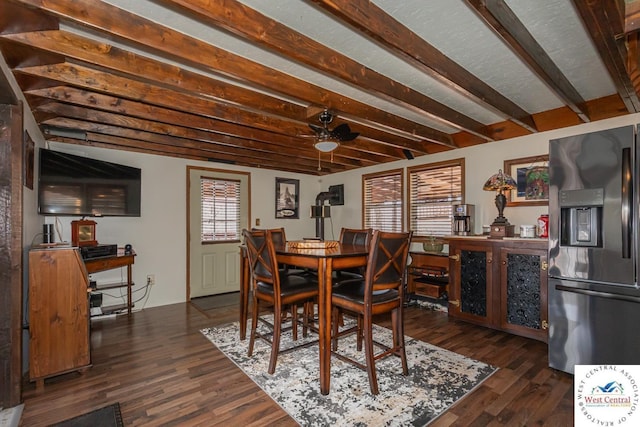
[42,142,322,309]
[29,113,640,310]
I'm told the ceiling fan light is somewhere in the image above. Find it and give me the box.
[314,140,339,152]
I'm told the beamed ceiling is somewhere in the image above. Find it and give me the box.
[1,0,640,175]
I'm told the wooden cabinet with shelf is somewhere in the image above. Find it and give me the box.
[29,248,91,389]
[448,237,548,342]
[84,250,135,315]
[406,251,449,299]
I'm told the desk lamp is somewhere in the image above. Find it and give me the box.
[483,169,517,238]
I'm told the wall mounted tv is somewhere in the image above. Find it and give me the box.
[38,148,142,217]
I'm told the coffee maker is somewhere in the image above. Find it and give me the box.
[452,204,475,235]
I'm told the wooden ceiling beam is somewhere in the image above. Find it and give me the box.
[13,63,315,136]
[1,30,309,121]
[625,0,640,34]
[452,94,628,146]
[311,0,537,133]
[572,0,640,112]
[23,84,403,162]
[41,117,348,174]
[466,0,590,123]
[49,135,318,174]
[34,102,367,168]
[154,0,494,141]
[9,0,455,150]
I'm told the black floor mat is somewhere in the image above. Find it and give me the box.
[51,403,123,427]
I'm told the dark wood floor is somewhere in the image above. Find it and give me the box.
[19,299,574,426]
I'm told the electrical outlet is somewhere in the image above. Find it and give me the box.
[256,218,261,226]
[147,274,155,286]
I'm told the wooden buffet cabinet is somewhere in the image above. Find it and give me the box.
[28,248,91,389]
[447,237,549,342]
[28,246,135,388]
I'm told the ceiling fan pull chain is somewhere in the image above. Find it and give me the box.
[318,151,322,171]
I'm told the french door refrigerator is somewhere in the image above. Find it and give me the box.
[548,125,640,374]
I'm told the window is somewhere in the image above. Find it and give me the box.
[201,177,241,242]
[408,158,464,237]
[363,169,404,232]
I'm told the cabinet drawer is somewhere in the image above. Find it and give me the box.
[414,280,447,298]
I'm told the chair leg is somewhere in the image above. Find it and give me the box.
[269,304,282,374]
[392,307,408,375]
[331,307,339,351]
[356,315,363,352]
[302,301,313,338]
[362,312,379,395]
[248,296,259,357]
[291,304,298,341]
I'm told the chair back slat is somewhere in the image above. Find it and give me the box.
[339,228,373,247]
[242,229,280,291]
[268,227,286,250]
[364,230,412,298]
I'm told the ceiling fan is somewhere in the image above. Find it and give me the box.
[307,109,359,153]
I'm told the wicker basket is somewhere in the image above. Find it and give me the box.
[422,240,444,253]
[288,240,339,249]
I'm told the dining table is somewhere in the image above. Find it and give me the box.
[239,242,369,395]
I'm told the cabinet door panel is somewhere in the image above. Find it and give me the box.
[460,249,488,316]
[449,241,494,326]
[500,247,548,342]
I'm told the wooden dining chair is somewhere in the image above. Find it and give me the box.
[243,228,319,374]
[254,227,308,277]
[330,230,412,394]
[332,227,373,285]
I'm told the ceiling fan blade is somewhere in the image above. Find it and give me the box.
[331,123,359,141]
[309,123,329,137]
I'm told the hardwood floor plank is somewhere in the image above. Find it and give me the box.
[19,300,573,426]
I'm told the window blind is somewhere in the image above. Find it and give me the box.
[409,160,463,236]
[363,170,403,232]
[201,177,241,242]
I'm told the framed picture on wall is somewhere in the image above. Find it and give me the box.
[504,155,549,206]
[275,177,299,218]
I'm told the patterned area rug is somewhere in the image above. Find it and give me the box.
[411,297,448,313]
[201,318,496,426]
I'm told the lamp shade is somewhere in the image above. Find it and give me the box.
[483,169,517,231]
[314,139,339,153]
[483,169,517,192]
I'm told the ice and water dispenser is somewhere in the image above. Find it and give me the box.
[559,189,603,247]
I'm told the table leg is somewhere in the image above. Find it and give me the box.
[239,248,249,340]
[318,258,332,395]
[127,263,132,315]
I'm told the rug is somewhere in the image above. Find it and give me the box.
[201,318,496,426]
[51,403,123,427]
[410,297,448,313]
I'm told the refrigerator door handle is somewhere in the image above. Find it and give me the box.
[621,147,632,259]
[556,284,640,304]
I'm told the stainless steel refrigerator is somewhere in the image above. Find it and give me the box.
[548,125,640,374]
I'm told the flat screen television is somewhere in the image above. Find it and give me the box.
[38,148,141,217]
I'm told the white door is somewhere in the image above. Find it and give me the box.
[188,167,250,298]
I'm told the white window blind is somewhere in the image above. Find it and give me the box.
[363,169,403,232]
[201,177,241,242]
[409,160,463,237]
